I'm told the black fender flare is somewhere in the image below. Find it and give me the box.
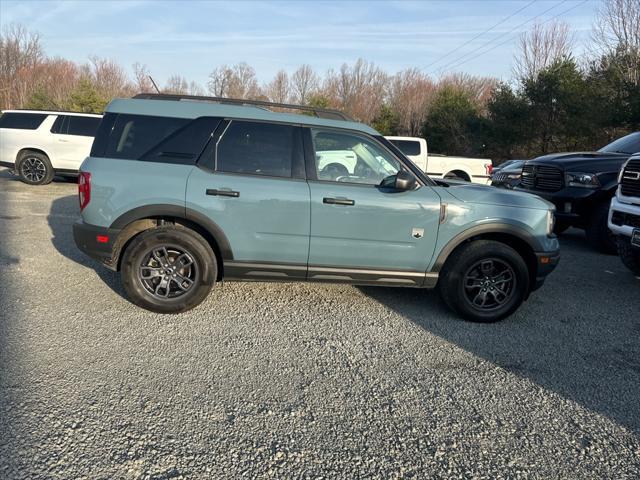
[431,222,543,273]
[110,204,234,260]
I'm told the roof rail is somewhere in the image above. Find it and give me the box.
[132,93,353,121]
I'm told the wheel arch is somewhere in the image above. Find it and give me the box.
[432,223,541,291]
[16,147,50,163]
[109,205,233,278]
[444,169,471,182]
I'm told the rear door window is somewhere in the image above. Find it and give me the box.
[215,121,301,178]
[67,116,101,137]
[50,115,68,134]
[0,112,48,130]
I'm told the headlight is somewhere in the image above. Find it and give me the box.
[565,172,600,188]
[547,209,555,236]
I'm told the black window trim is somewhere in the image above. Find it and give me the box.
[50,115,67,134]
[0,112,49,130]
[303,125,431,187]
[203,118,307,181]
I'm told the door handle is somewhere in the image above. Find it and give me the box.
[323,197,355,206]
[206,189,240,198]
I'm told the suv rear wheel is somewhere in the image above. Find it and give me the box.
[17,151,54,185]
[438,240,530,322]
[121,226,217,313]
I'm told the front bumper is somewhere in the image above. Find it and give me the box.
[514,186,603,227]
[608,196,640,238]
[531,249,560,291]
[73,220,121,270]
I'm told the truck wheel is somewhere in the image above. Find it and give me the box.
[618,239,640,276]
[585,202,616,254]
[438,240,529,322]
[121,226,217,313]
[17,151,54,185]
[444,171,470,182]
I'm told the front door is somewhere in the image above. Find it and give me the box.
[187,120,310,280]
[306,127,441,286]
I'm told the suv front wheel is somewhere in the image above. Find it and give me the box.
[438,240,530,322]
[121,226,217,313]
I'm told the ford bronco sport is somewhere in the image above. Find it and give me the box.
[73,94,559,322]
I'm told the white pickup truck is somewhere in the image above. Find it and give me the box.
[386,136,493,185]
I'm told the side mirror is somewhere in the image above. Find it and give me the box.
[394,170,417,191]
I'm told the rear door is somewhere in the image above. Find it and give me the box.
[306,128,441,285]
[186,120,311,280]
[50,115,101,170]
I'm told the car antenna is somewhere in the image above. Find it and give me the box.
[148,75,161,94]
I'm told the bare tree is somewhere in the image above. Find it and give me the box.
[439,73,498,112]
[323,59,388,123]
[592,0,640,85]
[513,21,574,81]
[0,23,45,109]
[207,63,258,99]
[291,64,319,104]
[164,74,189,94]
[389,68,436,136]
[83,56,134,98]
[207,65,234,96]
[132,62,155,93]
[264,70,290,103]
[188,81,205,96]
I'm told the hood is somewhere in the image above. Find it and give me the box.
[445,182,553,210]
[529,151,629,173]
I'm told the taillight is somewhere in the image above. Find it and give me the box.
[78,172,91,211]
[485,163,493,175]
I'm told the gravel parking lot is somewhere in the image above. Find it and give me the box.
[1,168,639,479]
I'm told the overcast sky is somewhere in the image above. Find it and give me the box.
[1,0,600,87]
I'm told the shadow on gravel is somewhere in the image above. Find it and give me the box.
[361,230,640,435]
[48,194,127,300]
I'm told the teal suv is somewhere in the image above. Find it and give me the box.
[73,94,559,322]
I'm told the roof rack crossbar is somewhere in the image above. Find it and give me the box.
[132,93,353,121]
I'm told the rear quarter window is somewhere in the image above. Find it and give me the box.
[0,112,48,130]
[390,139,421,157]
[91,113,219,165]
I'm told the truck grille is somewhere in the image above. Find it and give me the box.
[611,211,640,229]
[520,164,563,192]
[620,158,640,198]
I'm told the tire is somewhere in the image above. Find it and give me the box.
[121,226,217,313]
[585,202,616,254]
[438,240,530,323]
[17,151,54,185]
[618,238,640,276]
[553,220,570,235]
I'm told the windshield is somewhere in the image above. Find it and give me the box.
[599,132,640,155]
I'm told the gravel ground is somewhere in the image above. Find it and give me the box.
[1,168,639,479]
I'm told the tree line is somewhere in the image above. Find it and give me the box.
[1,0,638,162]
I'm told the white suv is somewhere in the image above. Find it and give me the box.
[0,110,102,185]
